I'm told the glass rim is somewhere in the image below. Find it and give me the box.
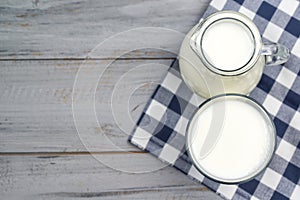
[185,93,277,184]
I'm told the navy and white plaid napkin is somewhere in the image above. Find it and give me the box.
[129,0,300,199]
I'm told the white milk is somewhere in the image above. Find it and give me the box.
[201,19,254,71]
[188,97,275,182]
[179,21,265,98]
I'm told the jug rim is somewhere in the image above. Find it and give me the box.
[190,11,262,76]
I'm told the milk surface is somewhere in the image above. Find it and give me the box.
[201,19,254,71]
[189,98,274,181]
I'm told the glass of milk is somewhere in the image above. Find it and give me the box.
[186,94,276,184]
[179,11,290,98]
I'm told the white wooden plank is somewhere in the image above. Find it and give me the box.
[0,0,210,59]
[0,1,222,199]
[32,187,221,200]
[0,59,172,152]
[0,154,220,199]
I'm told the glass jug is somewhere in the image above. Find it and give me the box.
[179,11,290,98]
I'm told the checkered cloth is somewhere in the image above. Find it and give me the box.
[128,0,300,199]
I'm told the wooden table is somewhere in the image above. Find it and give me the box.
[0,0,222,199]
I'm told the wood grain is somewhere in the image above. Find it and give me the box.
[0,154,221,199]
[0,0,210,59]
[0,58,172,152]
[0,0,221,199]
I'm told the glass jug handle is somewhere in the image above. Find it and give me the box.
[261,43,290,66]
